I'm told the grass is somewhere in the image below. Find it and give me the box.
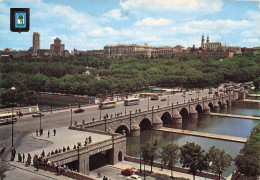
[249,90,260,94]
[246,96,260,100]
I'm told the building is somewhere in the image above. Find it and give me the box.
[104,44,184,57]
[50,37,66,56]
[33,32,40,50]
[200,34,241,54]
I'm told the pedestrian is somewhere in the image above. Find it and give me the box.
[89,136,92,144]
[103,176,106,180]
[48,130,50,138]
[55,149,58,154]
[41,150,45,157]
[36,129,38,136]
[92,117,94,121]
[67,146,70,151]
[18,153,22,162]
[51,151,54,155]
[41,128,43,135]
[97,171,101,178]
[22,153,25,163]
[53,129,56,136]
[73,145,76,149]
[63,147,66,152]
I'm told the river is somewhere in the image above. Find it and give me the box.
[126,107,260,177]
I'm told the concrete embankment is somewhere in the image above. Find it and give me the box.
[156,127,247,143]
[233,99,260,108]
[209,113,260,120]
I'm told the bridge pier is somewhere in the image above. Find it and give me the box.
[172,109,182,123]
[152,115,163,129]
[108,136,127,165]
[213,102,220,112]
[188,106,198,119]
[130,123,140,136]
[203,104,211,114]
[79,153,90,175]
[222,101,227,109]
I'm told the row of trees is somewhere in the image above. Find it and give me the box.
[0,54,259,105]
[141,142,232,180]
[140,123,260,180]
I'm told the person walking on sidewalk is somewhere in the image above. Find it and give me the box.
[53,129,56,136]
[36,129,38,136]
[48,130,50,138]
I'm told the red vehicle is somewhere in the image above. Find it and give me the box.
[74,108,84,113]
[121,168,134,176]
[161,98,166,101]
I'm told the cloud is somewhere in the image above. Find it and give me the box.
[120,0,223,13]
[243,38,260,43]
[103,9,127,21]
[135,17,173,26]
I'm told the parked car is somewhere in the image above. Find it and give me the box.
[74,108,84,113]
[32,113,45,117]
[189,92,193,95]
[161,98,166,101]
[127,175,142,180]
[121,168,134,176]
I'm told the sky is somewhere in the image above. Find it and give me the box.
[0,0,259,51]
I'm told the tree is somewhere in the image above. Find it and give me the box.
[234,123,260,179]
[180,142,208,180]
[0,167,6,180]
[207,146,232,180]
[141,142,158,173]
[253,77,260,91]
[161,144,179,177]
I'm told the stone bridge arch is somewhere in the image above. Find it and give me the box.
[161,111,172,124]
[208,102,214,111]
[195,104,203,114]
[180,108,189,119]
[115,124,130,136]
[139,118,152,130]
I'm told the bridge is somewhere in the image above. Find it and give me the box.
[72,92,239,137]
[43,132,126,175]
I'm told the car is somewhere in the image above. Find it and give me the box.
[161,98,166,101]
[32,113,45,117]
[121,168,134,176]
[189,92,193,95]
[74,108,84,113]
[127,175,142,180]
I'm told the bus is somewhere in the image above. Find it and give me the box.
[0,113,17,125]
[99,101,116,110]
[124,98,140,106]
[151,94,159,100]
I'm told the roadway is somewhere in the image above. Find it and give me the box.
[0,86,223,179]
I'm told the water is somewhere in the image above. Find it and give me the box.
[126,107,260,177]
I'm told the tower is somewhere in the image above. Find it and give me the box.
[207,35,209,43]
[201,34,205,47]
[33,32,40,50]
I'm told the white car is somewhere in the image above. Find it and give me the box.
[189,92,193,95]
[127,175,142,180]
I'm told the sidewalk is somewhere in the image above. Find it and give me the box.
[8,160,73,180]
[113,161,208,180]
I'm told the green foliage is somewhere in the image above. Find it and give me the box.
[180,142,208,180]
[160,143,179,177]
[253,77,260,90]
[0,54,259,105]
[141,142,158,172]
[207,146,232,180]
[234,123,260,178]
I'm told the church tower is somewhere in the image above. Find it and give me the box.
[201,34,205,47]
[207,35,209,43]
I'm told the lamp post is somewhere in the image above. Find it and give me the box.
[77,145,80,172]
[197,90,200,100]
[69,104,72,126]
[147,98,149,110]
[39,112,42,134]
[99,106,101,121]
[125,103,127,115]
[167,95,169,106]
[11,87,15,148]
[182,93,186,103]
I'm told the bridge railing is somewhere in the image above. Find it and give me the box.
[45,135,125,164]
[76,93,235,128]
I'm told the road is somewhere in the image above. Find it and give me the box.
[0,86,223,179]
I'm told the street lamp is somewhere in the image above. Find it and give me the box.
[125,103,127,115]
[182,93,186,103]
[167,95,169,106]
[197,90,200,100]
[147,98,149,110]
[11,87,15,148]
[39,112,42,134]
[69,104,72,126]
